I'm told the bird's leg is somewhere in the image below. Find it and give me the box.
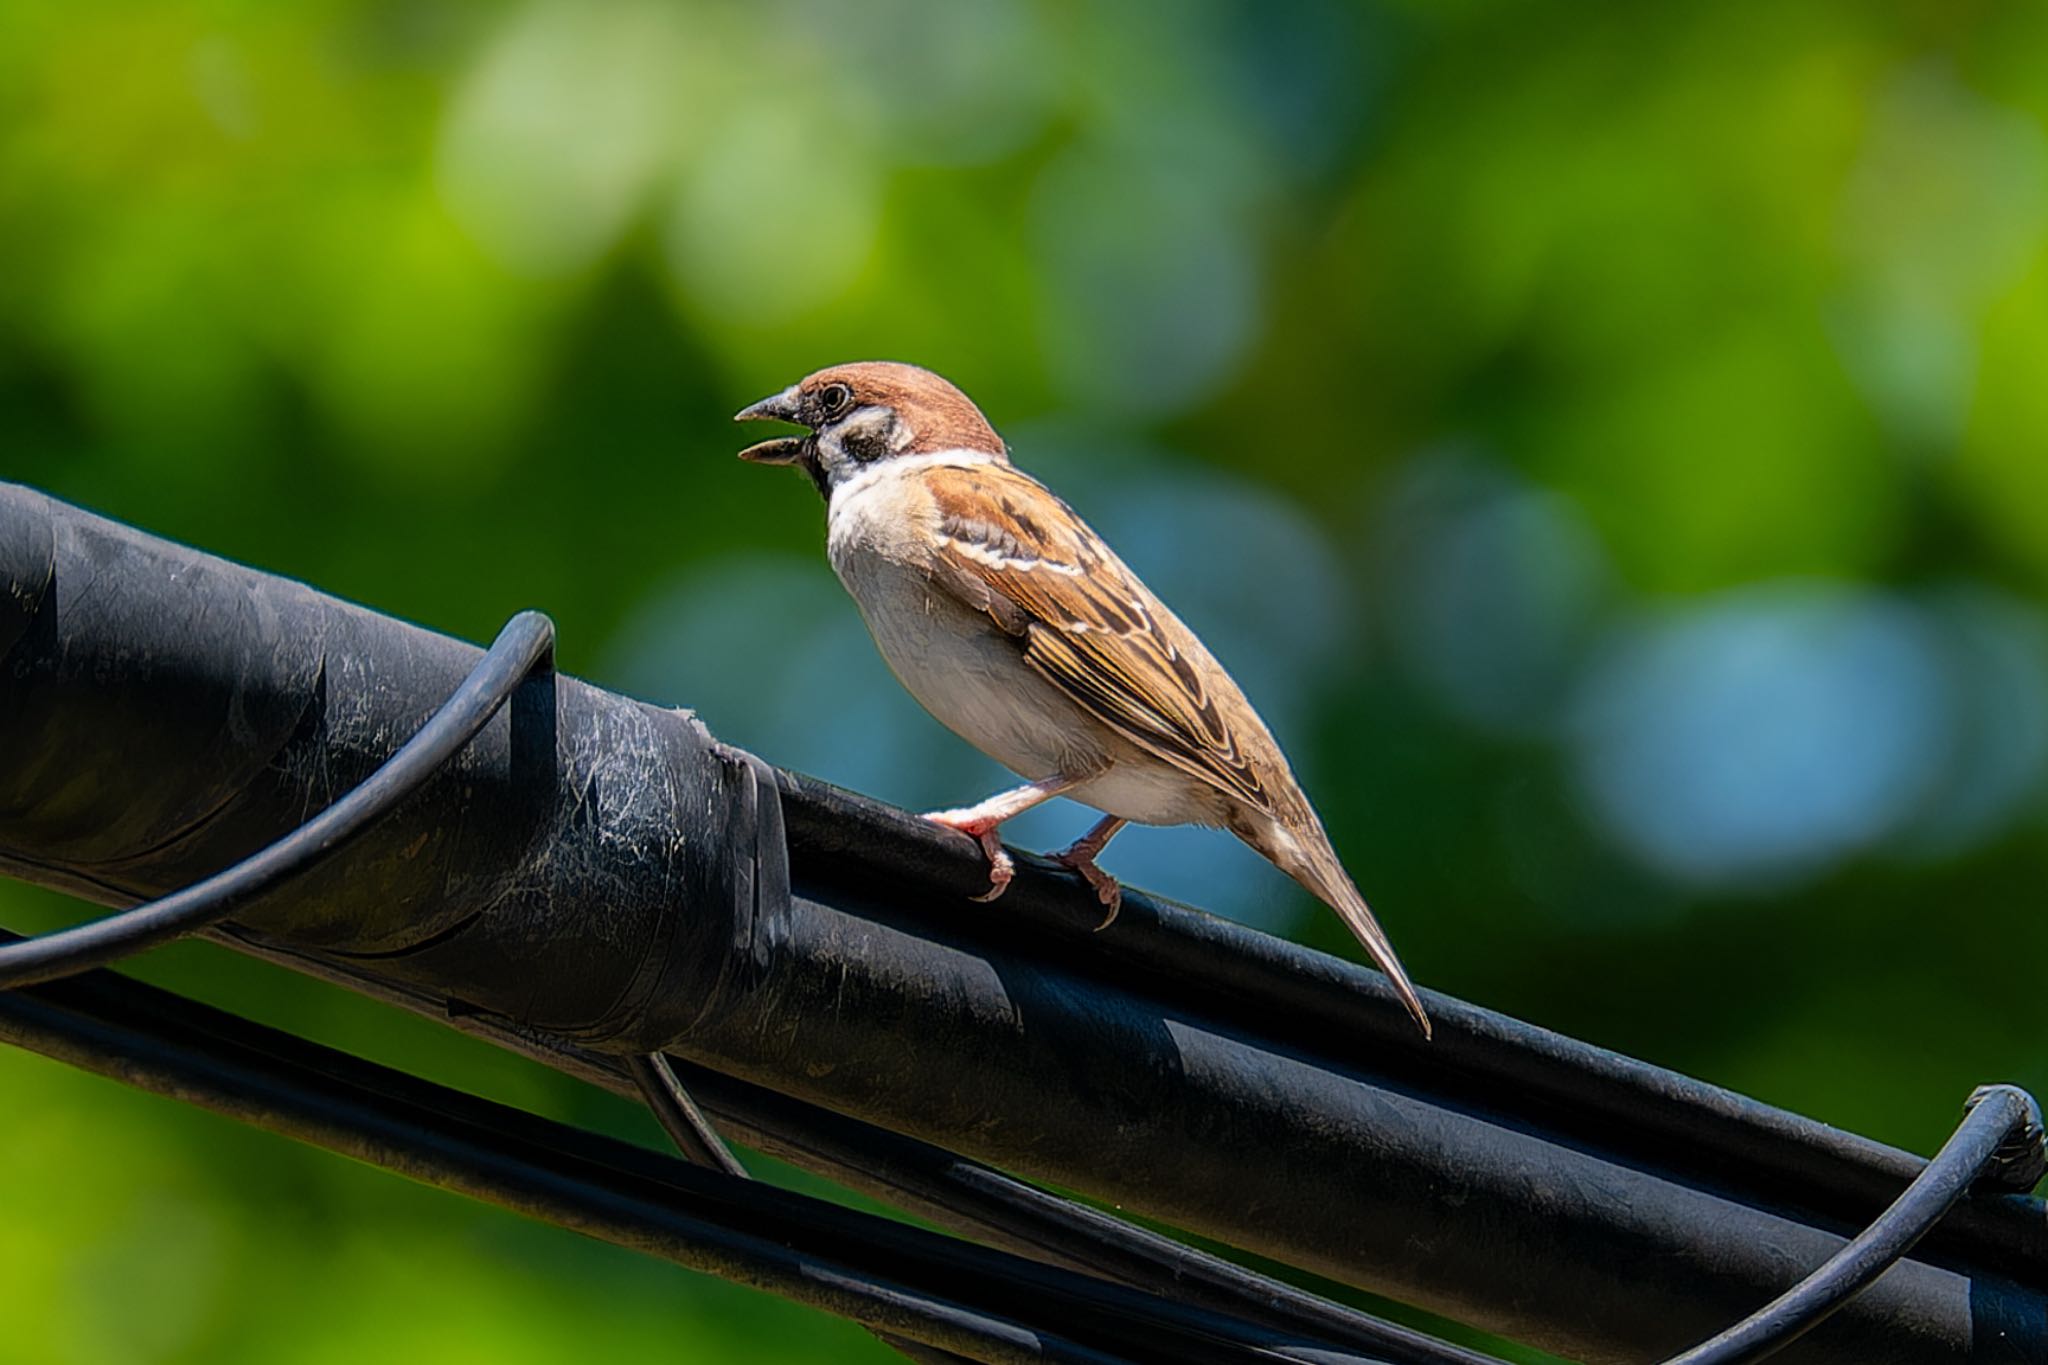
[924,775,1084,902]
[1051,815,1128,929]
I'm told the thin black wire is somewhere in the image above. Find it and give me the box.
[0,963,1399,1365]
[630,1054,989,1365]
[0,610,555,990]
[1663,1084,2042,1365]
[628,1053,748,1177]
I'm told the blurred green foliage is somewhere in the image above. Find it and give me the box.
[4,1,2047,1361]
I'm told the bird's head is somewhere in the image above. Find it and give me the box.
[735,362,1005,496]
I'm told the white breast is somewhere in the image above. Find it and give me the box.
[825,456,1101,780]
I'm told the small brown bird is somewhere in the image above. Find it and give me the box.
[736,362,1430,1037]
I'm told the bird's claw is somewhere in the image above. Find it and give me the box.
[924,804,1120,918]
[1052,848,1123,930]
[968,843,1014,902]
[923,811,1014,903]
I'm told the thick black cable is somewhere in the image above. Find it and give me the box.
[0,609,556,990]
[7,484,2039,1363]
[1664,1084,2044,1365]
[776,774,2048,1283]
[0,962,1399,1365]
[235,931,1496,1365]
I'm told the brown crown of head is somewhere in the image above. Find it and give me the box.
[735,361,1005,465]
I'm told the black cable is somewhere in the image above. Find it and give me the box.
[629,1053,748,1179]
[643,1051,1502,1365]
[0,610,554,990]
[237,933,1497,1365]
[1663,1084,2043,1365]
[631,1057,991,1365]
[0,962,1400,1365]
[777,774,2048,1288]
[0,528,1478,1365]
[8,484,2041,1364]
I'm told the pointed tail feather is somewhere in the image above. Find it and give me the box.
[1263,830,1431,1039]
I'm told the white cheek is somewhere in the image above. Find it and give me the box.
[816,444,853,485]
[842,405,895,441]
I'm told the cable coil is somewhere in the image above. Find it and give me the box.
[0,610,555,990]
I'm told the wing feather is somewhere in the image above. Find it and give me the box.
[921,463,1274,812]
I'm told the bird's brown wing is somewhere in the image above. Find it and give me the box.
[920,462,1277,814]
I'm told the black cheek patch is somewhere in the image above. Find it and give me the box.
[840,408,903,464]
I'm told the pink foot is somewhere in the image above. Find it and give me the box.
[1051,849,1123,930]
[924,810,1016,902]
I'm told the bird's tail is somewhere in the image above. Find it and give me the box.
[1255,823,1432,1039]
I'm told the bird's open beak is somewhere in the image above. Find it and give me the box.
[734,386,809,464]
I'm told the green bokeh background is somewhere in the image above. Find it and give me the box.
[4,2,2047,1361]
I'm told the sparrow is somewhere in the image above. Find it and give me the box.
[735,362,1431,1037]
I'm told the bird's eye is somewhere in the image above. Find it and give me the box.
[817,383,854,419]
